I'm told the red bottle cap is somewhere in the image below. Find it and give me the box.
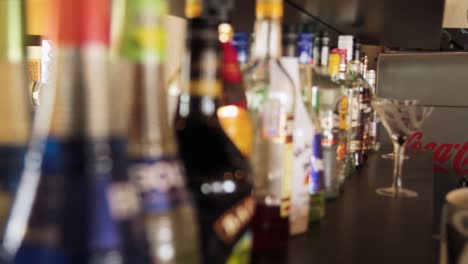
[48,0,110,46]
[82,0,110,45]
[48,0,81,46]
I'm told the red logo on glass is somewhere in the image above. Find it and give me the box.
[407,132,468,174]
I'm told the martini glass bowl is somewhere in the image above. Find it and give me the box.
[372,98,433,198]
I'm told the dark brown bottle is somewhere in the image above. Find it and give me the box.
[175,18,254,264]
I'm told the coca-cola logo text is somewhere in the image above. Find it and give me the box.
[407,132,468,174]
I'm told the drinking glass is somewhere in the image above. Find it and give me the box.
[372,98,433,198]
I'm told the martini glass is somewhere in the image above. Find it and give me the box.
[372,98,433,198]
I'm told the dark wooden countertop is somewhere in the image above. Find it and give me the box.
[252,150,436,264]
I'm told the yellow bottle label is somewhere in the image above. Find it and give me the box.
[256,0,284,19]
[120,0,168,62]
[328,54,340,75]
[189,80,222,98]
[218,106,253,157]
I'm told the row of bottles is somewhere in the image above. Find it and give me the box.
[0,0,380,263]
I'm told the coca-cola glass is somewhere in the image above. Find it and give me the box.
[372,98,433,198]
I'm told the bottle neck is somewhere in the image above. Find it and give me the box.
[0,1,24,62]
[179,31,222,119]
[252,19,282,59]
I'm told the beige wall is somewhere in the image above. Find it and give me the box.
[443,0,468,28]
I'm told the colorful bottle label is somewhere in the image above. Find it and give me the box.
[128,157,189,213]
[297,33,313,65]
[309,133,325,194]
[232,33,249,65]
[120,0,168,62]
[226,232,252,264]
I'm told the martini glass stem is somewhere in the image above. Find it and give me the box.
[392,141,406,195]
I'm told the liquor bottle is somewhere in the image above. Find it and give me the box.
[312,53,344,199]
[218,29,253,157]
[280,57,312,235]
[118,0,201,263]
[282,34,311,234]
[296,33,325,223]
[232,33,250,70]
[331,48,356,182]
[0,0,31,235]
[243,0,294,251]
[175,18,254,264]
[344,45,369,170]
[365,69,380,152]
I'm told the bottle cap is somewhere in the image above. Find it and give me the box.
[328,53,340,75]
[256,0,283,19]
[82,0,110,45]
[185,0,202,19]
[48,0,81,46]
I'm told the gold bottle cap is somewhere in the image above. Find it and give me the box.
[256,0,283,19]
[185,0,202,19]
[328,54,340,75]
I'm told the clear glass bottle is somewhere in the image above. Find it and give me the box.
[118,0,201,263]
[312,53,344,199]
[244,0,295,250]
[297,33,325,223]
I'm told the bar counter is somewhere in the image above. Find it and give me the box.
[253,150,436,264]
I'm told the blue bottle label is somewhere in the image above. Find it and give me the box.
[309,133,325,194]
[128,157,189,213]
[297,33,313,65]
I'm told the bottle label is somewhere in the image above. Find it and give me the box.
[213,196,255,243]
[297,36,312,65]
[120,0,168,62]
[309,133,325,194]
[189,80,223,98]
[226,232,252,264]
[128,157,190,213]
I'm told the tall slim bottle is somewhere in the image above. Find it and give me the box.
[244,0,294,250]
[345,52,367,170]
[297,33,325,222]
[0,0,31,232]
[281,31,311,235]
[83,0,152,262]
[175,18,254,264]
[312,53,344,199]
[118,0,201,263]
